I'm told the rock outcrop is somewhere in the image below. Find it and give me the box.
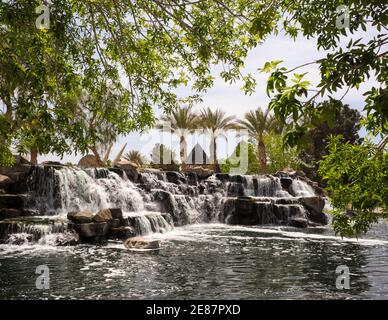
[78,155,101,168]
[67,211,95,224]
[124,237,160,250]
[115,160,139,182]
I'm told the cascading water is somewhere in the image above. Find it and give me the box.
[29,166,145,214]
[290,178,316,197]
[1,164,325,245]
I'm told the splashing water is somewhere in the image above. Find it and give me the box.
[290,178,316,197]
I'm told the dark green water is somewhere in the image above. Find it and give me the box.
[1,223,388,299]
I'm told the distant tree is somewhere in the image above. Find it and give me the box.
[200,107,237,171]
[301,100,362,182]
[264,132,302,173]
[150,143,177,165]
[220,141,259,174]
[156,106,198,167]
[238,108,282,172]
[124,150,147,167]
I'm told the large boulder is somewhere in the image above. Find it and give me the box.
[223,197,311,227]
[0,175,14,193]
[183,166,213,179]
[115,160,138,182]
[0,159,32,194]
[109,208,123,219]
[78,155,102,168]
[93,208,113,222]
[279,177,293,190]
[124,237,160,250]
[115,160,138,170]
[0,194,26,209]
[110,226,136,239]
[299,196,327,225]
[73,222,110,239]
[67,211,95,224]
[165,171,186,184]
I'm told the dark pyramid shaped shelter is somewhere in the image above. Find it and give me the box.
[186,143,210,164]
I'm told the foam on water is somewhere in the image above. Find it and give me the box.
[145,223,388,246]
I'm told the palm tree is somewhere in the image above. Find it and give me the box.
[238,108,280,172]
[123,150,146,167]
[156,106,198,167]
[200,107,237,171]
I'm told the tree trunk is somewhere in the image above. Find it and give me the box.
[179,135,187,170]
[89,146,105,167]
[258,140,267,173]
[210,136,219,172]
[30,146,38,165]
[5,100,12,119]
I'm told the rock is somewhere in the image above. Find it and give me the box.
[279,177,293,189]
[229,175,245,183]
[0,164,32,194]
[109,208,123,219]
[42,161,63,166]
[165,171,186,184]
[67,211,95,224]
[115,160,138,182]
[124,237,160,250]
[223,197,311,226]
[299,196,327,224]
[296,170,306,177]
[109,218,122,228]
[115,160,139,170]
[108,167,125,178]
[183,166,213,179]
[0,194,26,209]
[78,155,102,168]
[110,226,136,239]
[288,218,308,228]
[215,173,230,182]
[0,208,22,220]
[152,190,189,225]
[93,209,113,222]
[0,175,14,193]
[73,222,110,239]
[186,172,199,186]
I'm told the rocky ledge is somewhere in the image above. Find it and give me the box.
[68,208,173,243]
[221,196,327,228]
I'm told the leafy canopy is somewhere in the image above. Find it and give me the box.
[1,0,276,165]
[318,136,388,237]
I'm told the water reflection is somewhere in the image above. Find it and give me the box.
[0,224,387,299]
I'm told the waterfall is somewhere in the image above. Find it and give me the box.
[29,166,145,214]
[256,176,291,197]
[123,212,173,236]
[0,166,324,246]
[1,218,75,245]
[290,178,315,197]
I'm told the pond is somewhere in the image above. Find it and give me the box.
[1,223,387,299]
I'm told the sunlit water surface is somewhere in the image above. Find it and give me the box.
[1,223,388,299]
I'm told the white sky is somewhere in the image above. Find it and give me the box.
[39,29,381,164]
